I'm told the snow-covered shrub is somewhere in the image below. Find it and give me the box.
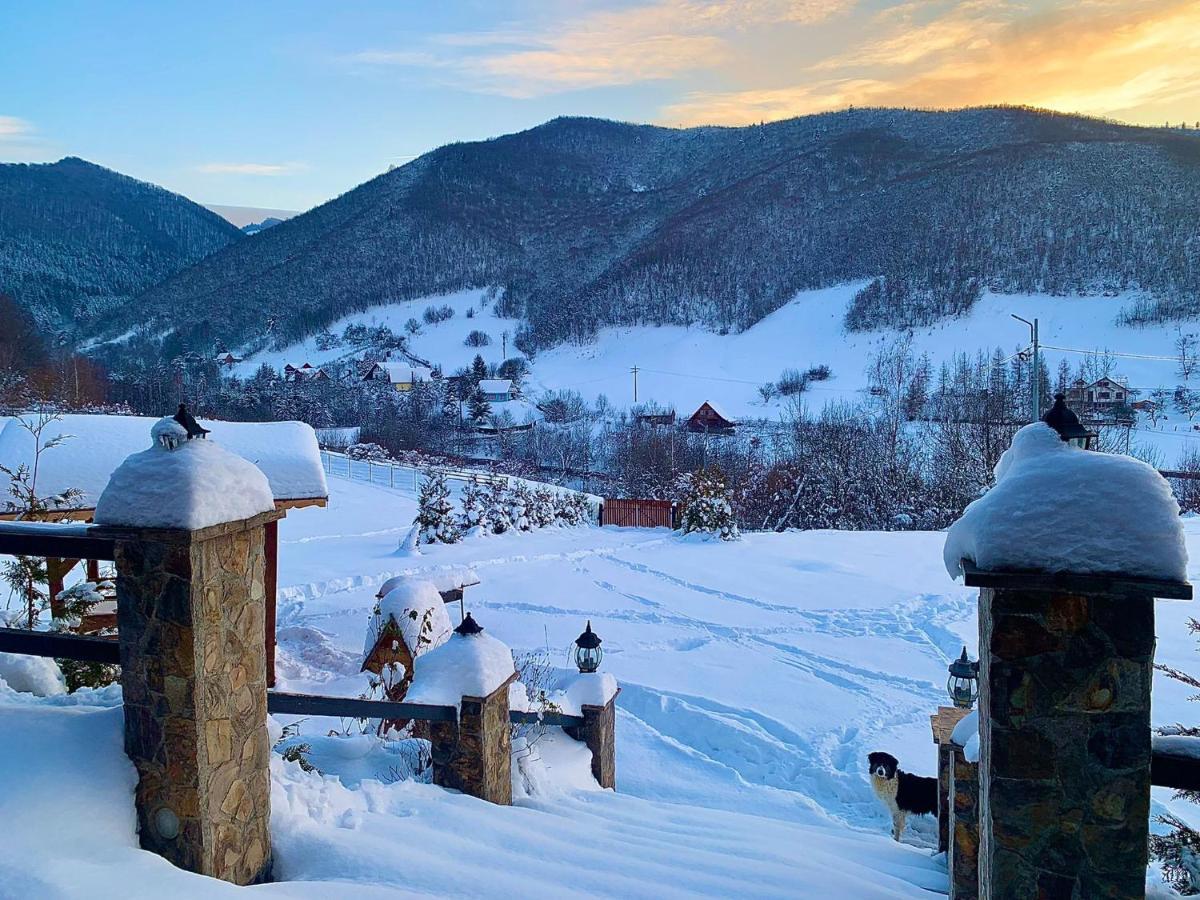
[464,330,491,347]
[678,467,739,541]
[0,652,65,696]
[554,491,593,527]
[460,477,491,533]
[486,482,512,534]
[347,442,390,462]
[414,470,460,544]
[529,488,557,528]
[507,483,532,532]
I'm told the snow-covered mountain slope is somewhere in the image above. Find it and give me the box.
[3,473,1194,895]
[237,283,1199,428]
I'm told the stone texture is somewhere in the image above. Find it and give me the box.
[978,584,1154,900]
[116,511,279,885]
[430,673,515,805]
[949,743,980,900]
[567,697,617,789]
[932,706,972,854]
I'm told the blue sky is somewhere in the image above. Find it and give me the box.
[3,1,1197,211]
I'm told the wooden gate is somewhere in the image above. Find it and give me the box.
[602,498,675,528]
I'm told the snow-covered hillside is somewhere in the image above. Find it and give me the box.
[237,284,1200,430]
[2,471,1198,895]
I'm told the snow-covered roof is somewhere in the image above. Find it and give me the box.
[375,566,480,599]
[693,401,737,424]
[479,379,513,394]
[362,580,453,663]
[0,413,328,509]
[94,433,276,530]
[376,362,433,383]
[944,423,1188,582]
[546,671,619,716]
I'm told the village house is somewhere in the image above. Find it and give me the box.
[1066,376,1131,410]
[214,352,242,367]
[362,361,435,391]
[636,411,676,427]
[283,362,330,383]
[478,378,516,403]
[686,401,737,434]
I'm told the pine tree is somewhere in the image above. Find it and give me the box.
[460,477,491,533]
[529,488,557,528]
[507,483,532,531]
[441,380,460,421]
[468,386,492,423]
[486,481,512,534]
[471,354,488,385]
[1151,625,1200,893]
[678,466,739,541]
[414,469,460,544]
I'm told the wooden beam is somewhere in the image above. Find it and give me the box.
[0,521,116,560]
[0,626,120,664]
[961,559,1192,601]
[1153,737,1200,791]
[264,518,278,688]
[266,690,458,723]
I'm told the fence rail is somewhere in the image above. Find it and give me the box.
[0,626,120,663]
[0,521,116,560]
[320,449,508,497]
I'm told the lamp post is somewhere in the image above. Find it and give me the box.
[1012,315,1040,421]
[947,646,980,710]
[574,621,603,674]
[1042,393,1096,449]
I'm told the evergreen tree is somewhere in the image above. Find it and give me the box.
[485,481,512,534]
[441,380,460,421]
[468,386,492,423]
[507,483,532,531]
[1151,630,1200,893]
[460,477,490,532]
[678,466,739,541]
[471,354,488,386]
[414,469,460,544]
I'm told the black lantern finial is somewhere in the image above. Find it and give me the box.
[1042,394,1093,449]
[947,646,979,709]
[574,620,603,673]
[455,612,483,636]
[174,404,211,440]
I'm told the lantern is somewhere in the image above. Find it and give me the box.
[574,620,603,674]
[455,612,483,636]
[947,646,979,709]
[1042,393,1095,449]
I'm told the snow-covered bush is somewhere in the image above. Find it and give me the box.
[460,477,491,533]
[678,467,739,541]
[554,491,591,527]
[486,482,512,534]
[347,442,390,462]
[529,488,557,528]
[507,483,532,532]
[414,470,460,544]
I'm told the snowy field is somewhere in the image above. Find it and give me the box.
[231,285,1200,464]
[3,471,1200,896]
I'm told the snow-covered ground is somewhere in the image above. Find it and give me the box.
[3,473,1200,895]
[232,285,1200,455]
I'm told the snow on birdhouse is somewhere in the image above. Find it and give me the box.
[94,419,275,530]
[943,422,1187,582]
[361,579,454,695]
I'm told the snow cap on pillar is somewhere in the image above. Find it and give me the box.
[405,612,516,705]
[943,422,1187,582]
[95,414,275,530]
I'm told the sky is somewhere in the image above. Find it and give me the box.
[2,0,1198,212]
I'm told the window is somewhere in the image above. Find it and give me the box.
[1099,392,1110,400]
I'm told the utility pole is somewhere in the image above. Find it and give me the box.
[502,331,508,359]
[1012,315,1040,421]
[631,365,639,403]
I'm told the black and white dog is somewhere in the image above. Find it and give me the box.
[867,751,938,841]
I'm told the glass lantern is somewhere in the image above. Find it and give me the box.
[947,646,980,709]
[574,621,603,674]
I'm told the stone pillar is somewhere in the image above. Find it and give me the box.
[115,510,280,885]
[566,694,619,789]
[931,706,971,854]
[966,567,1190,900]
[949,743,979,900]
[430,673,516,805]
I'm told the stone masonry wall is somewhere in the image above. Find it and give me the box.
[116,514,274,885]
[949,745,979,900]
[979,585,1154,900]
[430,674,515,805]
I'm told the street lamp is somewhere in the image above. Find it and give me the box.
[1042,393,1096,449]
[947,647,980,709]
[574,621,603,674]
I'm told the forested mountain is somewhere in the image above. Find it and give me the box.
[0,157,242,338]
[88,108,1200,355]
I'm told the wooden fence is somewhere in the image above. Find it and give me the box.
[601,498,676,529]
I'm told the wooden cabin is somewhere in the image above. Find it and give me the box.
[686,401,737,434]
[362,361,435,391]
[636,411,676,427]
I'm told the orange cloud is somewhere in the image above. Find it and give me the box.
[662,0,1200,125]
